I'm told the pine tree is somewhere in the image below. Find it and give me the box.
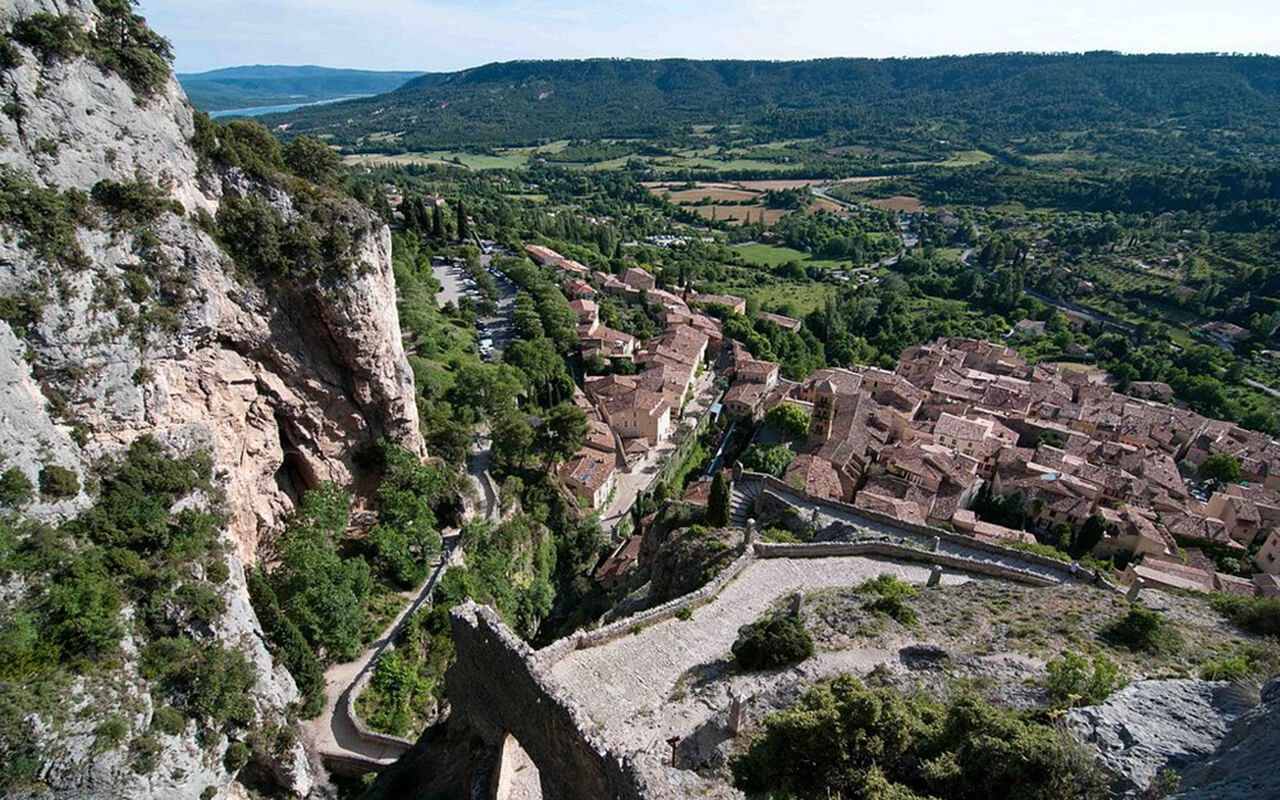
[707,471,731,528]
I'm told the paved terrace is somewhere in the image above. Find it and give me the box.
[545,555,972,758]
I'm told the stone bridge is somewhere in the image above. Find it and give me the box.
[445,506,1095,799]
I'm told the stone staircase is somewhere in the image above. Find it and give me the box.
[729,479,761,527]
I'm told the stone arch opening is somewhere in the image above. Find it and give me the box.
[490,733,543,800]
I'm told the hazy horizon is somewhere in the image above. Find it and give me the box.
[140,0,1280,74]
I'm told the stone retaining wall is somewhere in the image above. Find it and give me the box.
[344,658,416,751]
[753,541,1058,586]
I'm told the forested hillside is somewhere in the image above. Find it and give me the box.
[271,53,1280,162]
[178,64,427,111]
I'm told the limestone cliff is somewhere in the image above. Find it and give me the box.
[0,0,423,797]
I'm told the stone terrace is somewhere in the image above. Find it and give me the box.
[545,555,971,757]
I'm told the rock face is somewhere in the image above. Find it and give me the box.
[1068,679,1259,796]
[0,1,423,797]
[1170,677,1280,800]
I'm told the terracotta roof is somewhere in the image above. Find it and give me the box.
[757,310,802,332]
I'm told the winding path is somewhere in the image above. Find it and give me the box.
[301,543,460,767]
[301,441,498,769]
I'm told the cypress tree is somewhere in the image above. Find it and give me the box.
[431,199,445,238]
[708,470,731,528]
[456,199,469,242]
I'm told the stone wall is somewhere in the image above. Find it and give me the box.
[753,541,1058,586]
[446,603,648,800]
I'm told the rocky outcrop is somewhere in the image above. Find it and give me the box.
[0,1,423,558]
[0,1,424,797]
[1068,679,1259,796]
[1170,677,1280,800]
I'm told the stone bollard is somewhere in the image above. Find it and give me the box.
[930,536,941,553]
[790,592,804,616]
[927,565,944,588]
[728,692,745,736]
[745,518,757,548]
[1126,578,1144,601]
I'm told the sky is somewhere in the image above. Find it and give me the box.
[140,0,1280,74]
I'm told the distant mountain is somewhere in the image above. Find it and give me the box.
[266,54,1280,162]
[177,64,429,112]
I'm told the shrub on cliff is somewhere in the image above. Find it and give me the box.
[732,611,814,671]
[1211,593,1280,637]
[0,468,33,508]
[38,464,78,499]
[1103,604,1182,654]
[856,573,918,625]
[7,4,173,97]
[733,675,1109,800]
[1045,651,1124,707]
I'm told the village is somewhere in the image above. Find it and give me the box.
[519,244,1280,602]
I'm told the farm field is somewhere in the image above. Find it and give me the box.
[731,243,844,270]
[686,204,787,225]
[344,150,530,170]
[656,187,760,203]
[866,195,925,212]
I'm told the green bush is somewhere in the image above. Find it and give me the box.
[205,559,230,584]
[1212,593,1280,637]
[0,167,91,269]
[91,178,171,223]
[141,637,255,730]
[732,611,814,671]
[1045,651,1124,706]
[93,717,129,752]
[245,570,326,719]
[0,468,33,507]
[1199,640,1280,681]
[856,573,918,625]
[732,675,1109,800]
[129,734,162,774]
[222,740,251,772]
[150,705,186,736]
[1103,604,1182,654]
[0,38,21,68]
[1200,654,1251,681]
[740,443,796,477]
[38,464,78,498]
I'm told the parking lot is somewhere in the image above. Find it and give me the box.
[431,253,517,358]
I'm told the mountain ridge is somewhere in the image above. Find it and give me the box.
[268,52,1280,161]
[178,64,428,111]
